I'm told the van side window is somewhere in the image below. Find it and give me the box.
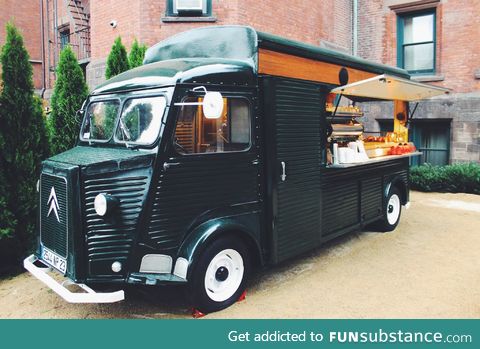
[174,97,251,154]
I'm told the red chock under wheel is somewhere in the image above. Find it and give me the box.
[191,290,247,318]
[191,308,206,318]
[237,290,247,302]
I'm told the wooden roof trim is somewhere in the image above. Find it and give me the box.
[258,49,377,86]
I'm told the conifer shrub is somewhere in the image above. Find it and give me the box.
[0,23,49,274]
[48,45,89,155]
[128,39,147,69]
[105,36,129,79]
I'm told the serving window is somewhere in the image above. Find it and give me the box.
[174,97,251,154]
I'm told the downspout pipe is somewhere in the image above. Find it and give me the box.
[353,0,358,56]
[40,0,47,98]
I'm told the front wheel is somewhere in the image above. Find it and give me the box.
[376,187,402,232]
[188,236,250,313]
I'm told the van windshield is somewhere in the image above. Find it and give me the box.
[81,100,120,141]
[81,96,166,146]
[115,96,166,145]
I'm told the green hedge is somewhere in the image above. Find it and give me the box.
[410,163,480,194]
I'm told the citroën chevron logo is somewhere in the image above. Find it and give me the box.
[47,187,60,223]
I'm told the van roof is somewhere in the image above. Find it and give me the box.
[93,25,409,94]
[92,58,255,95]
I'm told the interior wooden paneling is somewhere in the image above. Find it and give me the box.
[175,121,195,153]
[258,49,377,85]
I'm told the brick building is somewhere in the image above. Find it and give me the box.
[0,1,43,91]
[0,0,478,163]
[0,0,90,97]
[86,0,354,87]
[357,0,480,164]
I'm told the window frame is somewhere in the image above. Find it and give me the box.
[59,25,70,50]
[79,98,122,144]
[397,9,437,75]
[113,94,168,147]
[164,0,213,18]
[172,95,253,157]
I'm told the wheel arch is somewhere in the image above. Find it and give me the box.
[176,218,263,280]
[385,176,408,205]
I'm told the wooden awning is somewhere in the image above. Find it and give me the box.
[331,74,450,101]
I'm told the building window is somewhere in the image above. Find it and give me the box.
[397,10,436,74]
[59,27,70,50]
[165,0,213,18]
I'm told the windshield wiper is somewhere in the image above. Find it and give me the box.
[118,118,134,149]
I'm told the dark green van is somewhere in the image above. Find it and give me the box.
[24,26,448,313]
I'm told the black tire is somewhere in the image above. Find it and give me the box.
[188,236,250,313]
[376,186,402,232]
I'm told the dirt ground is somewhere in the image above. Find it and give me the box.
[1,191,479,319]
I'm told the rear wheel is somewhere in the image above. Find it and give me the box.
[188,236,250,313]
[376,187,402,232]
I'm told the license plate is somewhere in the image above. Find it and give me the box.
[42,248,67,274]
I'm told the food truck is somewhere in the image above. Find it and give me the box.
[24,26,449,313]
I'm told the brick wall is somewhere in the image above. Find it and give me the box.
[359,0,480,93]
[0,0,43,89]
[440,1,480,93]
[87,0,354,88]
[0,0,86,91]
[90,0,354,55]
[90,0,142,60]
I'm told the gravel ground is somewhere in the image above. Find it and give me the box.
[0,191,479,319]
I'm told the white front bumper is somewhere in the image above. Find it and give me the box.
[23,255,125,303]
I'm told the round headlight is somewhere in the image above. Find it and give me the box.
[94,193,108,216]
[111,261,122,273]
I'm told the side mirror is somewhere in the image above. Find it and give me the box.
[75,109,84,123]
[174,86,224,119]
[202,92,223,119]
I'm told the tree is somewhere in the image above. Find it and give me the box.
[48,45,89,154]
[128,39,147,69]
[105,36,129,79]
[0,23,49,273]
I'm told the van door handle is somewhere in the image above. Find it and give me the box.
[163,162,180,171]
[280,161,286,181]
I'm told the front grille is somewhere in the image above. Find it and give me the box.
[83,173,148,271]
[40,173,68,258]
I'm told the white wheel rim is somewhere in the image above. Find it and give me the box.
[204,248,244,302]
[387,194,401,225]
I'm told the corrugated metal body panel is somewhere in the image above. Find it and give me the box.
[82,170,149,276]
[272,79,323,262]
[322,180,359,234]
[321,158,409,237]
[361,177,383,221]
[147,152,259,252]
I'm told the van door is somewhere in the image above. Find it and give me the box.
[262,77,326,264]
[142,89,262,256]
